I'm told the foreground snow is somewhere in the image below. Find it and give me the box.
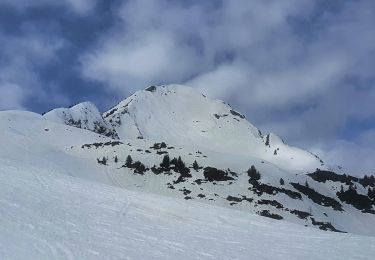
[1,162,374,260]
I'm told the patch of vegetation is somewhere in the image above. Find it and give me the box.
[248,165,261,184]
[227,196,243,203]
[214,114,228,119]
[257,199,284,209]
[337,185,374,213]
[248,166,302,200]
[179,188,192,196]
[229,109,245,119]
[145,85,157,92]
[97,157,107,165]
[308,169,375,188]
[310,217,343,232]
[103,107,118,117]
[123,155,148,175]
[291,182,343,211]
[150,142,167,150]
[265,134,270,147]
[82,141,123,149]
[203,167,235,182]
[192,160,202,171]
[289,209,311,219]
[258,210,283,220]
[226,195,253,203]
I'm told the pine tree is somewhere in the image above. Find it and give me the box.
[114,155,118,163]
[170,157,178,166]
[160,154,170,169]
[247,165,260,181]
[305,180,309,188]
[177,156,185,170]
[279,178,284,186]
[368,187,375,200]
[125,155,133,167]
[265,134,270,146]
[193,160,200,171]
[102,156,107,165]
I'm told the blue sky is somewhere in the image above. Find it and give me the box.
[0,0,374,174]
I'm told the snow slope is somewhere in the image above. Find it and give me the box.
[44,101,118,139]
[103,85,324,172]
[1,157,375,260]
[1,98,375,258]
[2,109,375,236]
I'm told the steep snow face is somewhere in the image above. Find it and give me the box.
[104,85,323,172]
[44,102,118,139]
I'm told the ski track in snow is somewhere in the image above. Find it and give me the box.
[1,164,375,260]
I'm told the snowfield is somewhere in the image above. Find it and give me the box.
[1,85,375,259]
[1,162,375,260]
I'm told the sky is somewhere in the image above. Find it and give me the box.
[0,0,374,175]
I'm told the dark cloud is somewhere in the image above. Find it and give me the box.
[0,0,374,174]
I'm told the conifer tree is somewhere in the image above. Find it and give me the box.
[247,165,260,181]
[125,155,133,167]
[193,160,200,171]
[160,154,170,169]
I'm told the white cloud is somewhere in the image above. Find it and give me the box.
[0,31,65,109]
[310,139,375,176]
[81,31,201,91]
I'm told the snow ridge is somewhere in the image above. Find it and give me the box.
[44,101,118,139]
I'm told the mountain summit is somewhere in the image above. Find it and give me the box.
[102,85,323,172]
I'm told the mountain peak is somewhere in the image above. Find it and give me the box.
[43,101,118,139]
[103,84,323,172]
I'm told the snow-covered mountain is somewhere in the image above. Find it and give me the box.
[1,84,375,258]
[43,101,118,139]
[103,85,323,172]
